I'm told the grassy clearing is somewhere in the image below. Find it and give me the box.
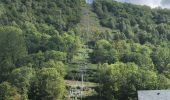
[65,80,98,88]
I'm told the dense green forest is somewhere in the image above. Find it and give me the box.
[0,0,170,100]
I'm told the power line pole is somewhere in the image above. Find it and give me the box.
[81,71,84,100]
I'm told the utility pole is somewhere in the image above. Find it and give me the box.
[80,65,86,100]
[81,71,84,100]
[81,72,84,89]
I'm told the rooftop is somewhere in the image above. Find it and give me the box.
[138,90,170,100]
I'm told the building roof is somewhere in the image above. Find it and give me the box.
[138,90,170,100]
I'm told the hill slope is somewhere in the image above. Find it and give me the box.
[0,0,170,100]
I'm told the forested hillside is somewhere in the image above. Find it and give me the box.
[0,0,170,100]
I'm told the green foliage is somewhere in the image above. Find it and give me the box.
[0,26,26,62]
[0,0,80,99]
[47,32,80,62]
[99,62,170,100]
[91,39,118,64]
[44,50,67,62]
[0,26,27,81]
[0,0,82,31]
[29,68,65,100]
[93,0,170,44]
[0,82,21,100]
[151,47,170,73]
[42,60,66,77]
[9,67,35,100]
[0,0,170,100]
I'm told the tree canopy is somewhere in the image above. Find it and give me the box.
[0,0,170,100]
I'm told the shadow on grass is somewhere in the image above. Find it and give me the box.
[83,95,104,100]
